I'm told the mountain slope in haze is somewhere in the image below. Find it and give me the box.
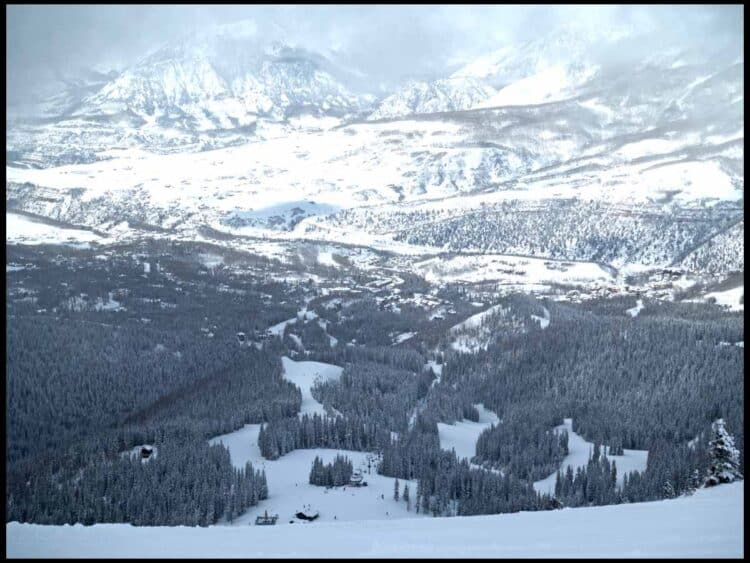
[72,25,371,130]
[5,22,743,281]
[369,78,496,120]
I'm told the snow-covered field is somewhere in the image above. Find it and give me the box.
[280,356,343,417]
[704,286,744,312]
[437,404,500,461]
[415,254,613,287]
[206,357,422,528]
[534,419,649,494]
[450,304,506,333]
[208,428,421,527]
[6,212,103,246]
[7,482,743,558]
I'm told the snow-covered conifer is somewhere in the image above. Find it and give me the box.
[704,419,742,487]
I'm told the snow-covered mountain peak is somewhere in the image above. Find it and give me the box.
[70,29,370,129]
[369,77,496,120]
[452,22,640,87]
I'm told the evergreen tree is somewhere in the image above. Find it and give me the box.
[663,480,675,498]
[705,419,743,487]
[394,478,400,502]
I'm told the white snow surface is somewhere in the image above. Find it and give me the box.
[626,299,644,318]
[267,307,319,337]
[7,482,743,558]
[437,404,500,461]
[393,332,416,344]
[208,420,420,529]
[534,419,648,494]
[6,212,103,247]
[280,356,343,418]
[475,64,597,108]
[416,254,612,287]
[531,306,551,328]
[705,286,744,312]
[450,304,506,333]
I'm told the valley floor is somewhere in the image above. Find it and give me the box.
[6,482,743,558]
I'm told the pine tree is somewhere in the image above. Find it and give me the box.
[403,483,410,511]
[663,480,675,498]
[394,478,400,501]
[705,419,743,487]
[686,468,702,494]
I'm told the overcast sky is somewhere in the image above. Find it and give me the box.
[6,4,743,104]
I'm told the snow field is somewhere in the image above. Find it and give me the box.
[704,286,744,312]
[416,254,612,287]
[7,482,743,558]
[280,356,343,418]
[437,404,500,461]
[533,419,648,494]
[209,423,422,527]
[6,212,103,247]
[475,64,597,108]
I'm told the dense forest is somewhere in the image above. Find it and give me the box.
[5,241,744,525]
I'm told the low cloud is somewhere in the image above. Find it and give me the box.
[7,5,743,104]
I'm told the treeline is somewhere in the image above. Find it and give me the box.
[7,315,301,465]
[7,439,266,526]
[310,343,426,373]
[437,300,743,473]
[552,445,619,507]
[309,455,354,487]
[475,424,569,481]
[378,416,551,516]
[311,362,434,433]
[323,297,428,347]
[258,414,390,460]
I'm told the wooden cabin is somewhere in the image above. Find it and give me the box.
[349,470,366,487]
[295,506,319,521]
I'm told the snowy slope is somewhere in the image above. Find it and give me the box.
[208,424,421,528]
[533,419,648,494]
[73,24,369,129]
[451,21,637,87]
[6,212,104,247]
[6,22,743,282]
[475,64,597,108]
[437,404,500,461]
[6,482,743,558]
[280,356,343,418]
[370,78,495,120]
[704,286,744,312]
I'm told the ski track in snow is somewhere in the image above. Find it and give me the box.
[533,419,648,494]
[7,482,743,558]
